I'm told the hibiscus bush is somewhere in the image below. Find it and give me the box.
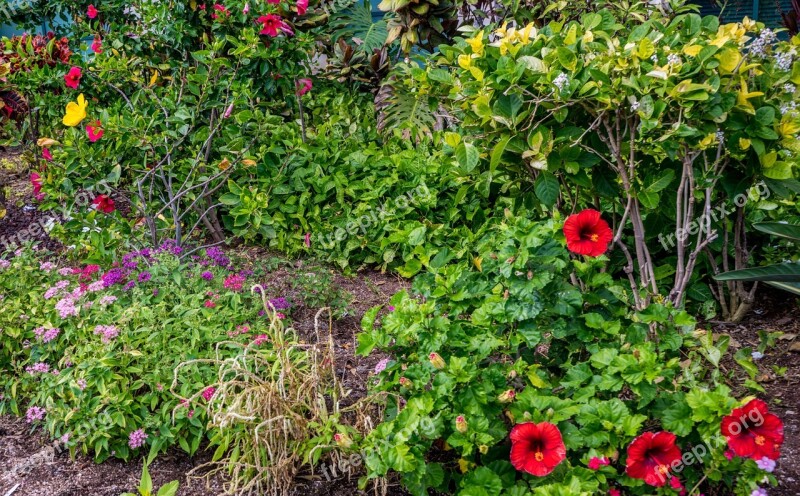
[0,244,289,462]
[395,1,800,319]
[356,214,784,495]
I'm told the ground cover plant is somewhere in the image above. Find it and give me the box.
[0,243,293,462]
[0,0,798,495]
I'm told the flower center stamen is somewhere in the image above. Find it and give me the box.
[534,451,544,462]
[657,464,669,475]
[590,234,599,242]
[755,435,766,446]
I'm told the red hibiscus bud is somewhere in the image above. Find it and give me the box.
[398,376,413,388]
[455,415,468,434]
[334,433,352,449]
[498,389,516,403]
[428,352,446,369]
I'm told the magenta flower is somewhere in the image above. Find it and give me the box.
[223,273,246,291]
[257,14,292,36]
[43,148,53,161]
[588,456,610,470]
[296,78,312,97]
[128,428,148,449]
[202,386,216,401]
[86,120,104,142]
[87,4,98,19]
[91,36,103,54]
[296,0,308,15]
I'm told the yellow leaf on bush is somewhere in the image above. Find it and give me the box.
[716,48,741,74]
[739,138,751,150]
[457,54,472,70]
[683,45,703,57]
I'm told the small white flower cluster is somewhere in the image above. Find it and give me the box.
[774,49,795,72]
[748,28,776,58]
[630,101,641,111]
[715,130,725,143]
[785,83,797,94]
[651,54,659,63]
[553,72,569,92]
[667,53,681,66]
[780,101,798,115]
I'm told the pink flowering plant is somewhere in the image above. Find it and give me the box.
[0,244,281,462]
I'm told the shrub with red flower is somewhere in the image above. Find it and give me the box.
[64,67,82,89]
[86,121,104,142]
[509,422,567,476]
[296,78,312,96]
[91,36,103,54]
[562,209,613,257]
[92,194,115,213]
[87,4,98,19]
[721,399,784,461]
[625,431,682,487]
[257,14,292,37]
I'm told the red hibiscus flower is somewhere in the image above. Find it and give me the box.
[92,194,115,213]
[563,208,613,257]
[42,148,53,161]
[296,0,308,15]
[87,4,98,19]
[509,422,567,476]
[721,399,783,461]
[257,14,292,36]
[91,36,103,54]
[625,431,682,487]
[296,78,312,96]
[86,120,104,142]
[64,67,82,89]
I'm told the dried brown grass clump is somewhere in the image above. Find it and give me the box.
[172,284,386,496]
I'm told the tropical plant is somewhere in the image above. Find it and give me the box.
[714,222,800,295]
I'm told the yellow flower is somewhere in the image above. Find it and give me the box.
[458,54,473,69]
[516,23,536,44]
[63,94,88,127]
[466,30,484,56]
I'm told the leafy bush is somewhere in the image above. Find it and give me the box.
[0,244,285,461]
[357,214,782,495]
[393,2,800,319]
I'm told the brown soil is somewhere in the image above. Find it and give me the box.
[713,288,800,496]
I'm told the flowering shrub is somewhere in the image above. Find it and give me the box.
[357,215,782,494]
[0,244,287,461]
[401,1,800,319]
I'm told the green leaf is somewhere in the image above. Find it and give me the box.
[714,263,800,282]
[754,222,800,242]
[490,136,511,173]
[534,172,560,207]
[647,170,675,192]
[139,463,153,494]
[455,142,480,171]
[156,481,180,496]
[557,47,577,71]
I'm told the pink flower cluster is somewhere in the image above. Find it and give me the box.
[25,362,50,375]
[33,326,60,343]
[44,280,70,300]
[55,294,80,318]
[202,387,216,401]
[94,324,120,343]
[0,259,10,269]
[26,406,46,423]
[97,295,117,306]
[223,273,246,291]
[128,428,148,449]
[39,261,56,272]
